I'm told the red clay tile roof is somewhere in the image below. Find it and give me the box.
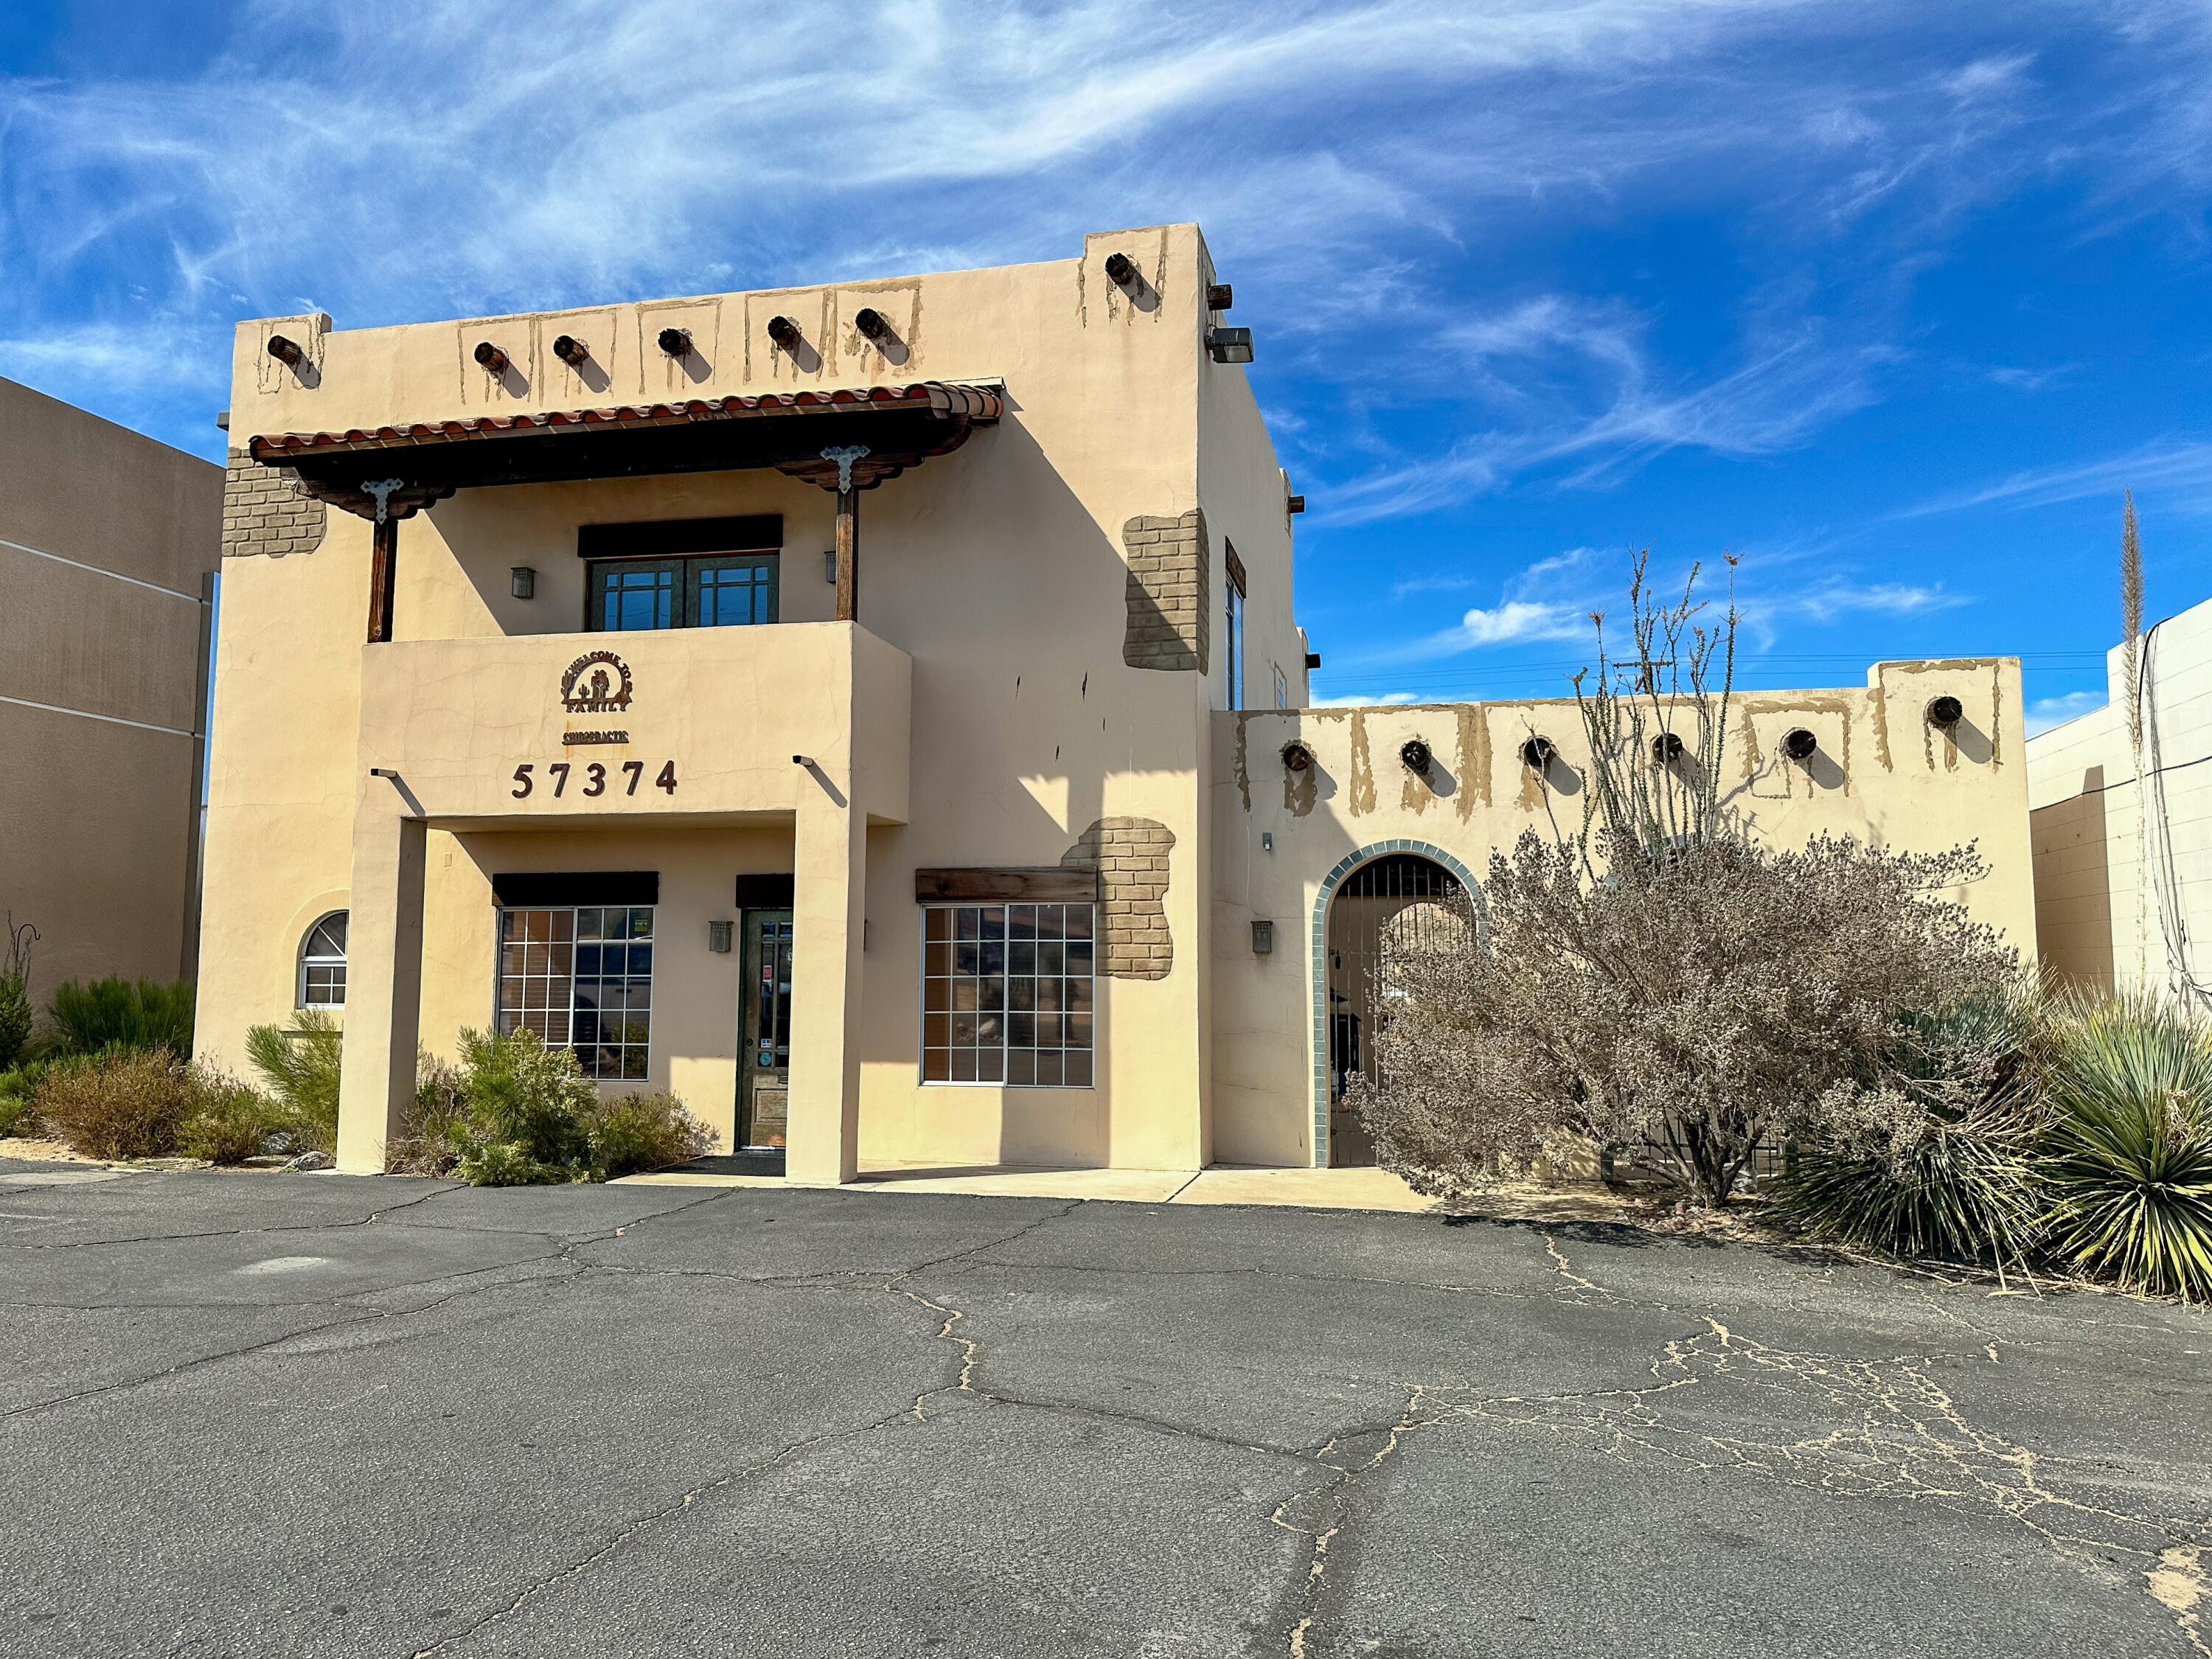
[248,380,1001,459]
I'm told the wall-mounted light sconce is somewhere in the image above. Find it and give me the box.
[472,341,509,375]
[1287,494,1307,515]
[1206,282,1234,310]
[824,549,838,585]
[1251,919,1275,955]
[1927,695,1964,729]
[1521,736,1557,769]
[1652,731,1686,763]
[1262,832,1274,852]
[510,566,536,600]
[854,307,890,341]
[1782,728,1819,762]
[1104,251,1138,287]
[266,334,305,367]
[1400,738,1431,773]
[707,919,734,954]
[657,327,691,358]
[1304,650,1321,669]
[552,334,589,368]
[765,315,801,349]
[1281,740,1314,773]
[1208,327,1255,364]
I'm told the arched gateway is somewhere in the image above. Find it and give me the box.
[1310,842,1480,1167]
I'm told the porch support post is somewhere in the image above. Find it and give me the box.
[833,487,858,623]
[333,806,427,1172]
[367,516,399,643]
[786,783,865,1184]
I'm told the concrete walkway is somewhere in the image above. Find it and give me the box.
[618,1159,1441,1211]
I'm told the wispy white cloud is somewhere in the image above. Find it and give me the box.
[1896,439,2212,518]
[1310,689,1422,707]
[2026,689,2106,736]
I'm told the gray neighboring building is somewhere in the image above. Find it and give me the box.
[0,375,223,993]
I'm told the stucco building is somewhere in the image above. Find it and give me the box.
[194,225,2039,1179]
[1,376,223,992]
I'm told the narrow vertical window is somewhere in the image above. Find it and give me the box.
[1224,541,1247,712]
[922,903,1093,1087]
[297,911,347,1008]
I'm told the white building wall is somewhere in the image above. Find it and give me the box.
[2027,594,2212,998]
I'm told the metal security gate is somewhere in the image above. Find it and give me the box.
[1325,854,1465,1166]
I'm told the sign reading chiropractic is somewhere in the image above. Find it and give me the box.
[511,650,678,801]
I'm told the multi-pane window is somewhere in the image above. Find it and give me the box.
[588,553,778,632]
[922,904,1094,1087]
[496,905,655,1079]
[297,911,347,1008]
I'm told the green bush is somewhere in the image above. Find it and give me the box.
[46,977,195,1058]
[588,1091,713,1179]
[1775,995,2049,1273]
[2039,991,2212,1301]
[177,1077,288,1165]
[0,971,30,1071]
[383,1031,709,1185]
[246,1009,342,1153]
[0,1060,46,1138]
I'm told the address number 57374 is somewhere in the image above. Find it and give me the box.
[510,760,678,800]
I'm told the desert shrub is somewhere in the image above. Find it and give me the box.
[0,973,30,1073]
[177,1077,289,1165]
[385,1052,468,1177]
[46,977,195,1058]
[34,1051,200,1159]
[0,1060,46,1138]
[588,1091,713,1179]
[453,1026,595,1179]
[246,1009,343,1153]
[1352,831,2018,1206]
[1773,992,2049,1271]
[2039,991,2212,1301]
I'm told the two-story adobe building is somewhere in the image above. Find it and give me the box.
[194,224,2039,1180]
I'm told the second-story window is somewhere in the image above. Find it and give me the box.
[578,514,783,633]
[1224,541,1248,711]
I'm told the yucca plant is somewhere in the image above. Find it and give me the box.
[1775,992,2048,1275]
[2040,991,2212,1301]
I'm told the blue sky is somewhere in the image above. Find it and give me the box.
[4,1,2208,729]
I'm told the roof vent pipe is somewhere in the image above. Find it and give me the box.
[1652,731,1686,763]
[1103,251,1138,287]
[765,315,801,348]
[266,334,304,367]
[1521,736,1556,769]
[1400,739,1431,774]
[854,307,890,341]
[657,327,692,358]
[472,341,508,375]
[1782,728,1819,762]
[1281,740,1314,774]
[1927,695,1964,728]
[552,334,589,368]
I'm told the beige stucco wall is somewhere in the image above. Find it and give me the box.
[1210,659,2039,1168]
[0,376,221,994]
[198,223,1307,1173]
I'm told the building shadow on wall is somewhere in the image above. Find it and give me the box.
[2031,765,2115,992]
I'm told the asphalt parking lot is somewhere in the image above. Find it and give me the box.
[1,1158,2207,1658]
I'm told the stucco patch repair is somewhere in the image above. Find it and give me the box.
[221,453,327,560]
[1346,712,1377,815]
[1122,509,1210,672]
[1060,817,1175,979]
[1454,705,1492,818]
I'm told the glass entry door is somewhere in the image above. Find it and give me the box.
[740,911,793,1150]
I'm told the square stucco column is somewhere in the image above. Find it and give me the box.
[785,785,866,1184]
[334,810,427,1174]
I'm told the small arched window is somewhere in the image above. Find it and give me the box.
[299,912,347,1008]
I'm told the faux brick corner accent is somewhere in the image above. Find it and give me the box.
[222,456,327,560]
[1061,817,1175,980]
[1121,509,1209,673]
